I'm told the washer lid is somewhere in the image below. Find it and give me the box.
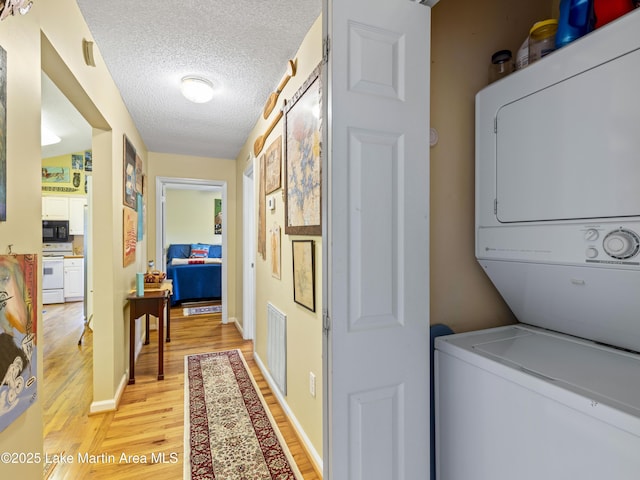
[438,325,640,423]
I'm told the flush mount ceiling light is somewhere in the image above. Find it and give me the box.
[181,76,215,104]
[41,126,61,146]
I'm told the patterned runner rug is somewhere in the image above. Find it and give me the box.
[184,349,303,479]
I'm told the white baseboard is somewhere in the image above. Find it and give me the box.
[89,372,127,414]
[253,352,323,473]
[232,317,243,336]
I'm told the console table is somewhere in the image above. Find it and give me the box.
[127,289,171,384]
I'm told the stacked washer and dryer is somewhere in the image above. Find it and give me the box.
[435,11,640,480]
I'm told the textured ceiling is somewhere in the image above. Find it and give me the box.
[75,0,321,160]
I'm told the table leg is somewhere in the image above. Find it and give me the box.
[144,314,150,345]
[158,301,164,381]
[166,297,171,343]
[129,310,135,385]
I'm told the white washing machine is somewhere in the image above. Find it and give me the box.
[436,11,640,480]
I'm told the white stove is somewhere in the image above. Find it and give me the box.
[43,242,73,304]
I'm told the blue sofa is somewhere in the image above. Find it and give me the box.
[166,244,222,306]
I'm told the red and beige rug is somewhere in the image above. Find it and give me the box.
[184,349,303,479]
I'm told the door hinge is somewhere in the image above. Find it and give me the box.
[322,36,330,64]
[494,117,498,134]
[494,198,498,214]
[323,309,331,335]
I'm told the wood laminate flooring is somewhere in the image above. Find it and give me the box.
[42,301,321,479]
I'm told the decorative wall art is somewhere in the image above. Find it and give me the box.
[0,254,38,432]
[0,45,6,221]
[41,166,69,183]
[135,153,143,194]
[270,223,281,280]
[84,150,92,172]
[42,151,91,194]
[292,239,315,312]
[123,135,137,209]
[137,193,144,242]
[214,198,222,235]
[284,64,322,235]
[265,135,282,194]
[71,153,83,170]
[123,207,137,267]
[258,154,266,260]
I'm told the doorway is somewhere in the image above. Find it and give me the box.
[242,160,256,340]
[155,176,229,324]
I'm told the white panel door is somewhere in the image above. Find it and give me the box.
[324,1,434,478]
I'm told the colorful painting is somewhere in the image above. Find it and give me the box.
[84,150,92,172]
[265,135,282,194]
[123,135,136,209]
[0,46,6,221]
[214,198,222,235]
[0,254,38,432]
[284,64,322,235]
[123,207,137,267]
[41,166,70,183]
[292,240,315,311]
[270,223,281,280]
[71,154,83,170]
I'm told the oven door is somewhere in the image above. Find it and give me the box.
[42,257,64,290]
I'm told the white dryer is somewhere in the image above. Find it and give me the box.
[436,10,640,480]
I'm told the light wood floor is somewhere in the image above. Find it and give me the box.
[42,301,321,480]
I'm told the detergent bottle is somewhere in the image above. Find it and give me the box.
[555,0,595,49]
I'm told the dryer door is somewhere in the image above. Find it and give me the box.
[495,47,640,223]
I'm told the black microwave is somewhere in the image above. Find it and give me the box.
[42,220,69,243]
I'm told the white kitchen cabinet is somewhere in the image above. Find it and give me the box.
[68,197,87,235]
[42,196,69,220]
[64,257,84,301]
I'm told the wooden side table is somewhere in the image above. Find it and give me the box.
[127,289,171,384]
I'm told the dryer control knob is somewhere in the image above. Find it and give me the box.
[584,228,599,241]
[586,247,598,259]
[603,229,640,260]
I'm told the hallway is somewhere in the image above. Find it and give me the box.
[42,302,320,479]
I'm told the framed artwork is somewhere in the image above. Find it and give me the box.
[270,223,281,280]
[292,239,315,312]
[0,254,38,432]
[71,154,83,170]
[0,45,5,221]
[123,135,137,209]
[135,153,143,194]
[265,135,282,194]
[214,198,222,235]
[123,207,137,267]
[258,154,266,260]
[284,64,322,235]
[41,166,69,183]
[136,193,144,242]
[84,150,92,172]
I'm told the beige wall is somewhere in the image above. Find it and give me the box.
[235,15,323,460]
[165,188,222,246]
[0,0,148,475]
[146,152,237,317]
[430,0,556,333]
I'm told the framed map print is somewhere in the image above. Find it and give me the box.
[284,64,322,235]
[265,135,282,194]
[292,240,315,312]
